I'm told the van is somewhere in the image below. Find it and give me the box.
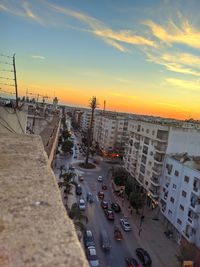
[100,230,111,251]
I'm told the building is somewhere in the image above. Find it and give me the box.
[93,111,130,155]
[160,153,200,249]
[123,118,200,208]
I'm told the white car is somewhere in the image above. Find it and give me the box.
[79,199,86,211]
[120,218,132,231]
[97,176,103,182]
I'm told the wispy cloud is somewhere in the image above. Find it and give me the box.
[31,55,45,60]
[144,19,200,49]
[21,2,44,25]
[48,3,157,52]
[165,78,200,91]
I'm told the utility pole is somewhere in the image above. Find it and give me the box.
[13,54,18,108]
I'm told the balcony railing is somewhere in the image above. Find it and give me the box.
[150,176,160,186]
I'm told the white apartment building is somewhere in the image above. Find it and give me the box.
[93,112,130,155]
[160,154,200,248]
[124,118,200,208]
[80,111,92,133]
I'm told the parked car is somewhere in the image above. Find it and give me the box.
[114,226,123,241]
[84,230,95,247]
[97,175,103,182]
[79,199,86,211]
[98,191,104,199]
[87,192,94,203]
[100,230,111,251]
[76,184,82,195]
[78,175,84,181]
[125,257,141,267]
[111,202,121,213]
[101,200,108,209]
[86,246,100,267]
[102,183,107,190]
[69,164,75,171]
[104,209,115,221]
[120,218,132,231]
[136,248,152,266]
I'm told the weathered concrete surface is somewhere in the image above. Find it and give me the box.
[0,133,88,267]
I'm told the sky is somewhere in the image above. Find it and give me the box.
[1,0,200,120]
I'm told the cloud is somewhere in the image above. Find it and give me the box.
[144,19,200,49]
[31,55,45,60]
[165,78,200,91]
[49,3,157,52]
[21,2,44,25]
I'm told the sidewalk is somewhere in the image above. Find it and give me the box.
[112,191,179,267]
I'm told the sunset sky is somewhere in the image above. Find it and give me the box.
[1,0,200,119]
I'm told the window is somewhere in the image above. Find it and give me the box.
[168,209,172,215]
[172,184,177,190]
[182,191,187,198]
[184,176,189,183]
[177,219,182,225]
[174,170,179,177]
[170,197,175,204]
[146,129,149,134]
[152,130,155,135]
[179,205,184,211]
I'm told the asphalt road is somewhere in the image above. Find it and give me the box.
[55,129,143,267]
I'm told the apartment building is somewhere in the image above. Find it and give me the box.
[80,111,92,133]
[160,154,200,248]
[93,111,130,155]
[124,118,200,208]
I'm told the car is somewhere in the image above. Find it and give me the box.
[79,199,86,211]
[84,230,95,247]
[101,200,108,209]
[102,183,107,190]
[78,175,84,181]
[76,184,82,195]
[100,230,111,251]
[74,155,77,159]
[87,192,94,203]
[114,226,123,241]
[98,175,103,182]
[136,248,152,266]
[125,257,141,267]
[104,209,115,221]
[120,218,132,231]
[111,202,121,213]
[86,246,100,267]
[98,191,104,199]
[69,164,75,171]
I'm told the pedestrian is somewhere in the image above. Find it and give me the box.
[130,209,133,215]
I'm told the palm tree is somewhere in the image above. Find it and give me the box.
[85,96,98,166]
[58,171,76,197]
[68,203,88,232]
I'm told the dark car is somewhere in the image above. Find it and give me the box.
[76,184,82,195]
[100,229,111,251]
[125,257,141,267]
[102,183,107,190]
[104,209,115,221]
[84,230,95,247]
[114,226,123,241]
[111,202,121,213]
[86,246,100,267]
[101,200,108,209]
[98,191,104,199]
[87,192,94,203]
[136,248,152,266]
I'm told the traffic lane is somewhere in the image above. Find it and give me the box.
[83,178,141,267]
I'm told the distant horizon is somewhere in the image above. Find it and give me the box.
[1,0,200,120]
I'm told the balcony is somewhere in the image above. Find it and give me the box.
[150,176,160,186]
[149,185,159,198]
[188,216,199,228]
[135,134,140,141]
[193,179,200,195]
[154,144,166,153]
[156,130,168,143]
[152,165,162,176]
[190,194,200,213]
[154,156,163,165]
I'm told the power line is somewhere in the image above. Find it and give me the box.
[0,53,12,58]
[0,82,14,87]
[0,77,14,81]
[0,61,12,65]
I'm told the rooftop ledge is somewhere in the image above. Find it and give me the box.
[0,133,88,267]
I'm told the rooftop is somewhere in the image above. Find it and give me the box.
[0,133,88,267]
[170,153,200,171]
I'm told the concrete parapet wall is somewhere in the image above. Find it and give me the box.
[0,133,88,267]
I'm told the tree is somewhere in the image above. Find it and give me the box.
[129,191,144,214]
[62,130,71,140]
[113,167,128,186]
[58,172,76,197]
[85,96,98,166]
[61,140,73,153]
[59,164,66,178]
[68,203,88,232]
[125,177,135,198]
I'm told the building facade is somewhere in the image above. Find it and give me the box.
[160,154,200,248]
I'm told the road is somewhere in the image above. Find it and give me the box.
[54,129,143,267]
